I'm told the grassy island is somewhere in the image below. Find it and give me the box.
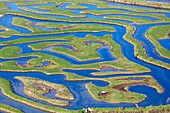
[15,76,74,106]
[86,75,163,104]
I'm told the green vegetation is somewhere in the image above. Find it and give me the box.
[106,15,155,24]
[82,10,168,24]
[0,36,68,45]
[0,104,23,113]
[0,46,23,58]
[106,15,165,24]
[91,71,142,76]
[10,17,115,37]
[15,76,74,106]
[0,2,8,10]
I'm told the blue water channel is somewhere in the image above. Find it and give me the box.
[159,38,170,51]
[0,0,170,112]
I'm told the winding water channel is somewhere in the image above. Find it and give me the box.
[0,1,170,112]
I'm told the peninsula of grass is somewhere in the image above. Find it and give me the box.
[15,76,74,106]
[0,46,40,60]
[11,17,115,37]
[146,25,170,60]
[106,15,157,24]
[86,75,163,104]
[0,36,70,45]
[91,70,142,76]
[35,22,115,32]
[0,104,23,113]
[82,10,168,22]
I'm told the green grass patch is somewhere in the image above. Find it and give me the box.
[0,104,23,113]
[0,2,9,10]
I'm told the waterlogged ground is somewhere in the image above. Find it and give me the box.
[0,0,170,112]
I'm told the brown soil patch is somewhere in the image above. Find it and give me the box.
[112,82,144,93]
[100,65,115,70]
[125,63,131,66]
[33,82,54,90]
[73,49,80,52]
